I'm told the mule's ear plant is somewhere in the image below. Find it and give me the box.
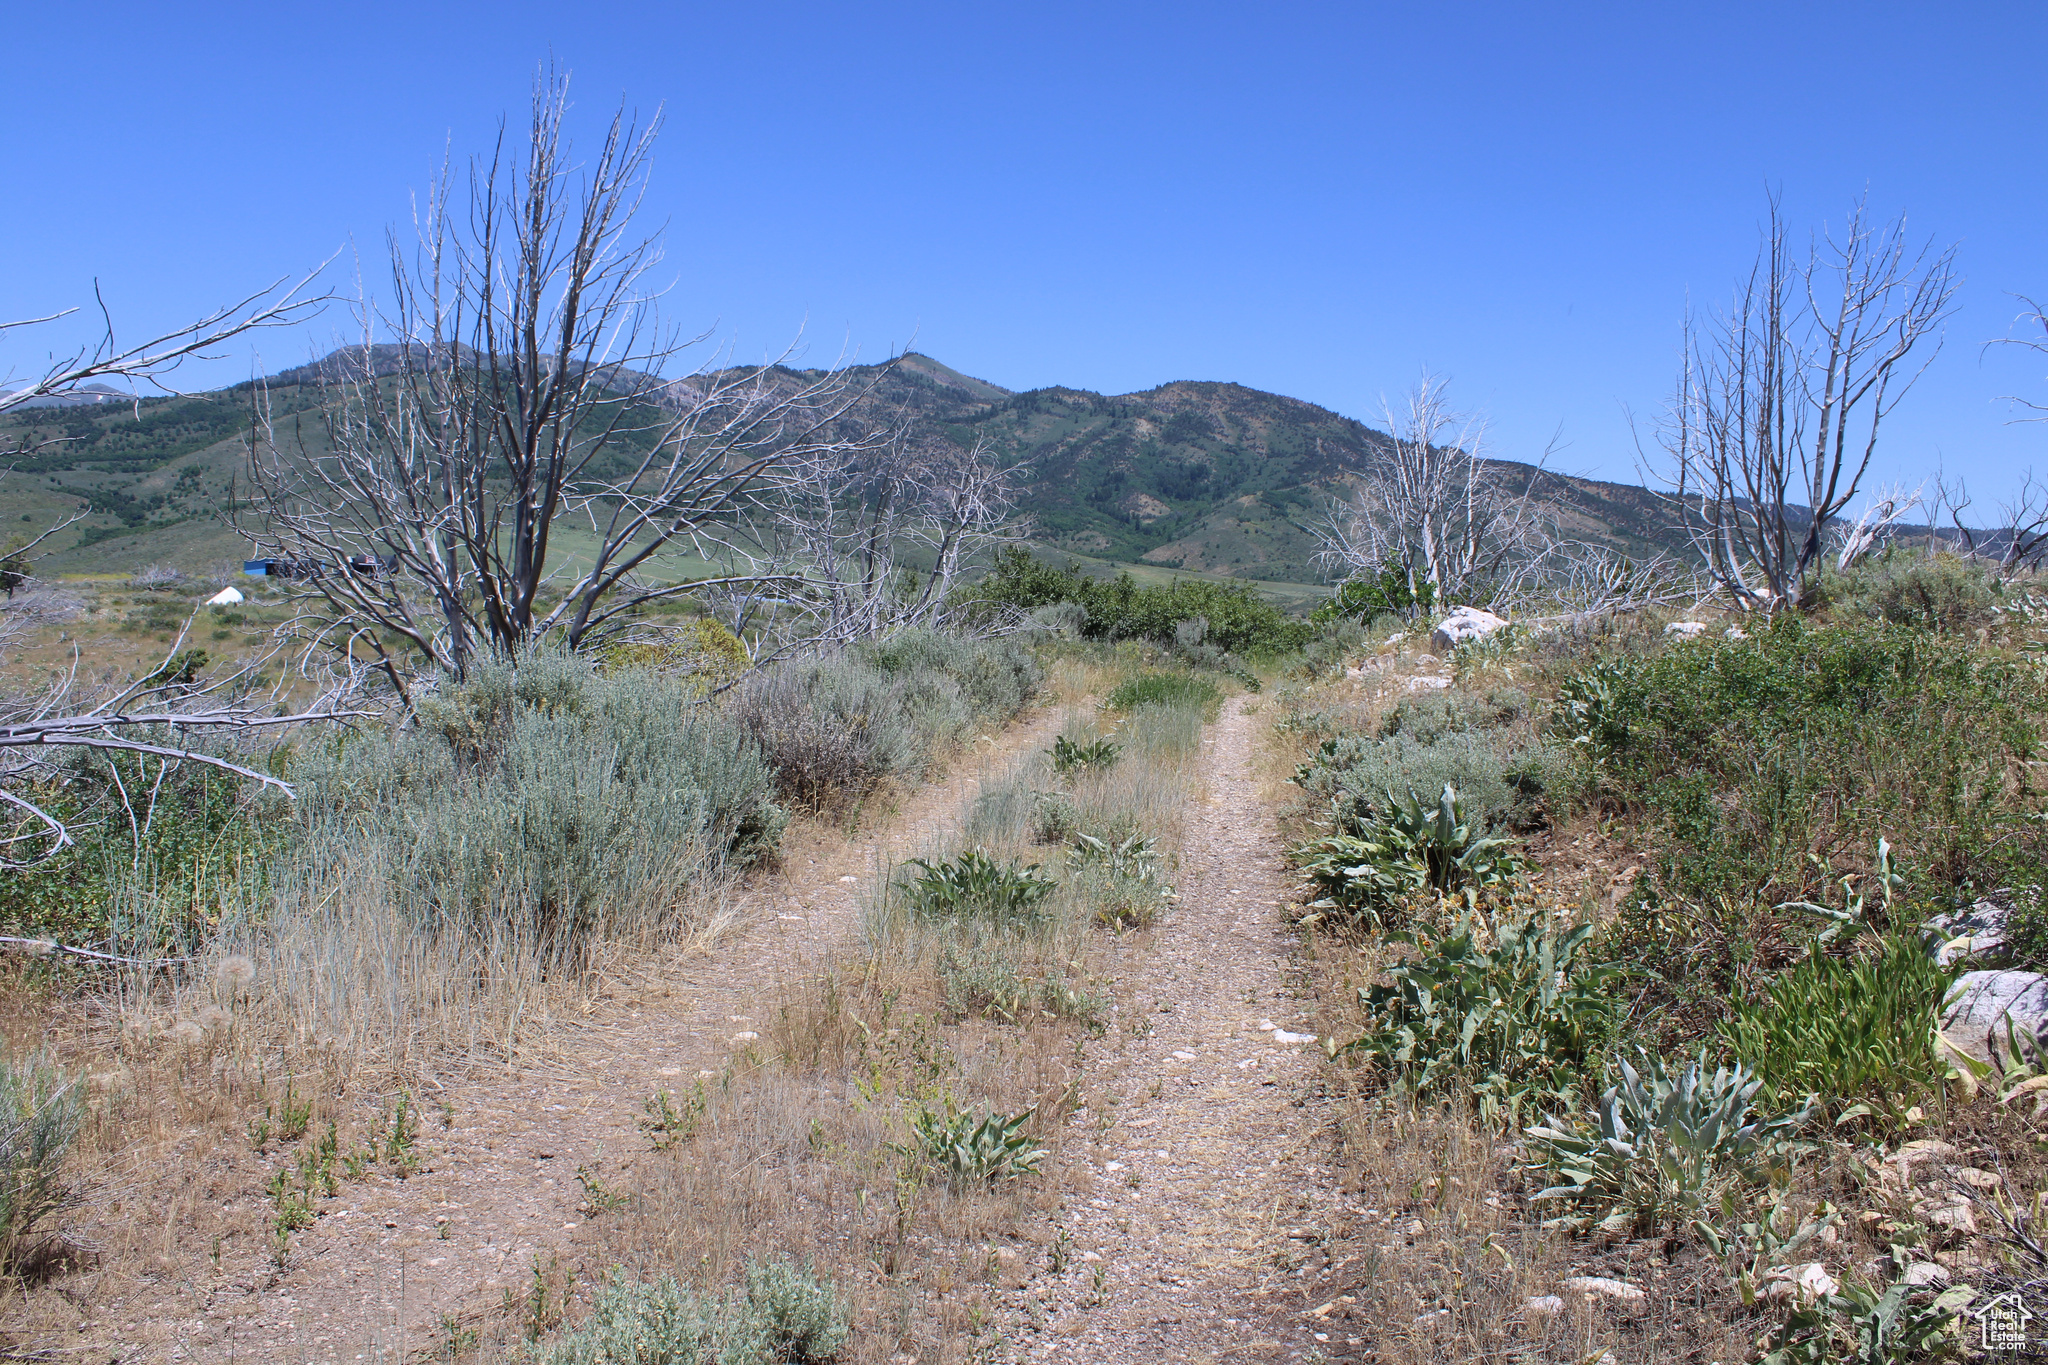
[1525,1052,1812,1237]
[901,851,1056,926]
[901,1101,1045,1185]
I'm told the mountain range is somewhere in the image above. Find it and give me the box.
[0,351,1687,593]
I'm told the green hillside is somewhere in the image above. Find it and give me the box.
[0,351,1688,590]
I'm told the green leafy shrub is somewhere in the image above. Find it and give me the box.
[1547,658,1633,776]
[1293,785,1526,923]
[600,617,751,691]
[1338,915,1617,1127]
[962,546,1314,654]
[1103,672,1223,716]
[1525,1053,1811,1236]
[903,1102,1044,1184]
[1309,560,1435,625]
[0,733,279,949]
[0,1055,80,1269]
[1828,549,2002,633]
[1717,935,1958,1123]
[1563,619,2040,909]
[900,851,1056,926]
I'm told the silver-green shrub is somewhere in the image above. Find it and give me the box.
[532,1259,847,1364]
[856,628,1041,720]
[1297,731,1516,831]
[1829,549,2001,632]
[743,1256,851,1361]
[0,1055,80,1266]
[728,659,930,806]
[735,632,1041,806]
[292,651,783,965]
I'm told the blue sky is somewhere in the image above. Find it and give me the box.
[3,2,2043,500]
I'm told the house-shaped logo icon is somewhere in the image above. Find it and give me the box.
[1972,1291,2036,1351]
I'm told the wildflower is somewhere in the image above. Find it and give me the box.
[196,1005,232,1032]
[216,955,257,990]
[170,1020,205,1046]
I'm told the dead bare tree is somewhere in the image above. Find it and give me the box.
[1831,482,1923,573]
[1534,542,1705,624]
[239,74,890,694]
[724,430,1029,646]
[1658,195,1957,610]
[1995,295,2048,423]
[1939,470,2048,572]
[1309,373,1554,612]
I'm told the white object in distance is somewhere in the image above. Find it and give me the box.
[206,587,244,606]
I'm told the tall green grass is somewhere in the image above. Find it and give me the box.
[1102,671,1223,718]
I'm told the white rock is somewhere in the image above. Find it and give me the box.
[1724,626,1747,639]
[1902,1261,1950,1287]
[1759,1262,1839,1303]
[1271,1029,1318,1045]
[1412,652,1441,667]
[1561,1276,1645,1301]
[1940,970,2048,1064]
[1523,1294,1565,1316]
[1429,607,1508,656]
[206,586,244,605]
[1383,633,1407,647]
[1664,620,1708,638]
[1405,675,1452,692]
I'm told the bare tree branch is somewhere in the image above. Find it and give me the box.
[1,264,332,417]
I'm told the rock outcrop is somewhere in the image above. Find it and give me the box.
[1429,607,1507,656]
[1940,970,2048,1063]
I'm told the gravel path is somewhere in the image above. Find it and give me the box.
[1019,696,1349,1364]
